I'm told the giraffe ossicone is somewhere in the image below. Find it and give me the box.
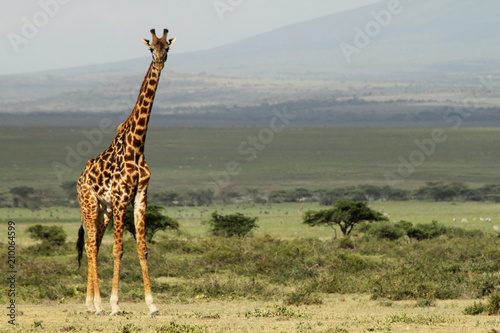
[76,28,175,316]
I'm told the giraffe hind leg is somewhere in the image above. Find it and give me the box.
[134,191,159,315]
[110,204,127,316]
[80,191,106,315]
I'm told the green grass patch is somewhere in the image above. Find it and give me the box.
[3,127,500,196]
[2,222,500,306]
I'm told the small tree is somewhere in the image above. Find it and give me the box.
[27,224,67,246]
[206,211,258,237]
[303,200,387,237]
[10,186,35,208]
[123,204,179,243]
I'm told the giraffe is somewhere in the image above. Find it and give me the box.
[76,29,175,316]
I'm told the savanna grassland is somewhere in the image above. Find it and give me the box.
[3,202,500,332]
[3,126,500,332]
[2,126,500,195]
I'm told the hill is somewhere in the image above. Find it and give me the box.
[170,0,500,80]
[0,0,499,124]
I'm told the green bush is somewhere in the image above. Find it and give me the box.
[205,211,258,237]
[122,204,179,243]
[407,221,448,240]
[366,222,405,241]
[338,236,355,249]
[3,225,500,305]
[26,224,67,246]
[488,292,500,315]
[463,302,487,315]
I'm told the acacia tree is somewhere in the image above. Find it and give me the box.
[303,200,387,237]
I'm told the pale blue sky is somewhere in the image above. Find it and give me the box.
[0,0,381,75]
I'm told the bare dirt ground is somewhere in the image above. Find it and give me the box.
[3,295,500,332]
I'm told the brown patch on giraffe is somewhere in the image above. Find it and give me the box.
[135,128,145,136]
[145,88,155,99]
[133,137,143,147]
[137,117,146,127]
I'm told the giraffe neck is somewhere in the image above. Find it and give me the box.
[119,62,162,149]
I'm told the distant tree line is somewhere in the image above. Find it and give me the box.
[265,182,500,205]
[2,181,500,209]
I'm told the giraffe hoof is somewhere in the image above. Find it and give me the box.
[95,310,106,316]
[150,311,160,316]
[110,311,122,316]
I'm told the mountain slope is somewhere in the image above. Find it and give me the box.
[1,0,498,109]
[169,0,500,80]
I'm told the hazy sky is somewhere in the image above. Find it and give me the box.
[0,0,382,75]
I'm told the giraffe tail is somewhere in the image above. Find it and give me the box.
[76,224,85,269]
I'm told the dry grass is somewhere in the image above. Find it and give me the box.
[4,295,500,332]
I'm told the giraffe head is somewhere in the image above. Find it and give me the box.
[142,29,176,70]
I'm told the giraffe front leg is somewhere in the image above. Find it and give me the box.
[135,193,159,315]
[85,257,95,313]
[110,210,124,316]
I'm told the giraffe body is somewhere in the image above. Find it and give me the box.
[76,29,175,316]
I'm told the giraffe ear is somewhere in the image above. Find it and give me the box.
[142,38,152,48]
[168,37,176,47]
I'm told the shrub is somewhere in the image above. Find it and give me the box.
[338,236,355,249]
[26,224,67,246]
[463,302,487,315]
[407,220,448,240]
[122,204,179,243]
[366,222,405,241]
[205,211,258,237]
[464,293,500,316]
[488,292,500,315]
